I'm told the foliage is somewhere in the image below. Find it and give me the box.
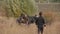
[5,0,37,17]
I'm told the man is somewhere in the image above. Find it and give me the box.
[35,12,46,34]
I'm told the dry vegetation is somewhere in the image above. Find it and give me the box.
[0,0,60,34]
[0,12,60,34]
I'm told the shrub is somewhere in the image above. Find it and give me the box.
[5,0,37,17]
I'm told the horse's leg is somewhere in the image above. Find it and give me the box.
[25,21,30,27]
[26,21,28,25]
[17,19,21,25]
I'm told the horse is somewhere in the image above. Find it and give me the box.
[16,14,38,25]
[17,16,34,25]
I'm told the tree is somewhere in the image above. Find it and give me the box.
[5,0,37,17]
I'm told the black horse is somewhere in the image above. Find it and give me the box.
[27,16,35,25]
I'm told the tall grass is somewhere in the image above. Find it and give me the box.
[43,12,54,25]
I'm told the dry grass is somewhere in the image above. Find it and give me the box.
[0,12,60,34]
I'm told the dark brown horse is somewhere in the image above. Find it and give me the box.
[17,13,28,24]
[17,15,36,25]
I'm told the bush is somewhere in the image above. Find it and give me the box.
[5,0,37,17]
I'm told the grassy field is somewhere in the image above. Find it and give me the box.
[0,0,60,34]
[0,12,60,34]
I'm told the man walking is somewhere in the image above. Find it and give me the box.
[35,12,46,34]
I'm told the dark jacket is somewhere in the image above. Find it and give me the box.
[35,16,45,27]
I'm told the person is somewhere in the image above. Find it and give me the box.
[35,12,46,34]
